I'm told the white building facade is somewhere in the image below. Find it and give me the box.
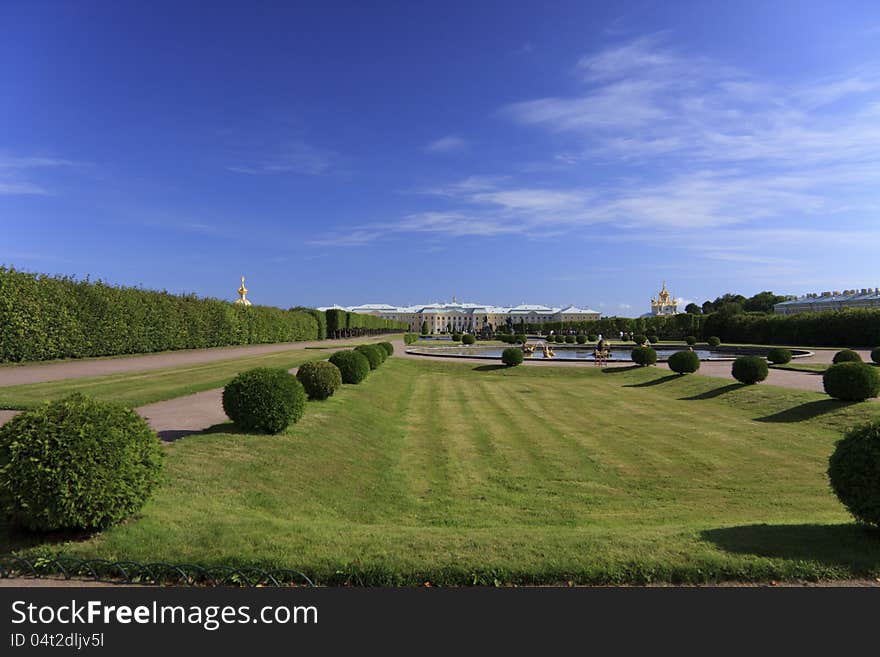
[318,300,601,333]
[774,288,880,315]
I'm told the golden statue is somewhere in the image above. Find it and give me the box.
[542,342,555,358]
[234,275,252,306]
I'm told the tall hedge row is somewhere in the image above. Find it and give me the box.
[325,308,407,338]
[0,268,320,362]
[701,308,880,347]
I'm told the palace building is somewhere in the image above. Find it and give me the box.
[773,288,880,315]
[317,299,601,334]
[649,282,679,316]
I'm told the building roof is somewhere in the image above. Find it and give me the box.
[317,301,601,315]
[775,288,880,307]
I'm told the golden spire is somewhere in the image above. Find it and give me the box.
[234,275,252,306]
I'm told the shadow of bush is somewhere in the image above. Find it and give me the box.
[624,374,681,388]
[701,523,880,572]
[755,399,853,423]
[680,383,745,400]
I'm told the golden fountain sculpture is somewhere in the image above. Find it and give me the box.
[234,275,252,306]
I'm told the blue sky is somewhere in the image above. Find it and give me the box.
[4,1,880,315]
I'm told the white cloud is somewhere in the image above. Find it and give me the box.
[425,136,469,153]
[0,181,49,195]
[228,141,334,175]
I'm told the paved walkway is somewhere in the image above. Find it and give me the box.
[0,335,379,387]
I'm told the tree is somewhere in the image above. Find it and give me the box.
[702,300,715,314]
[420,321,429,335]
[685,303,702,315]
[744,291,794,314]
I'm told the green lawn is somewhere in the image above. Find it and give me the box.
[5,357,880,585]
[0,349,336,410]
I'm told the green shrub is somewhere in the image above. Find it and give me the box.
[461,334,475,345]
[707,336,721,347]
[0,394,163,531]
[828,421,880,527]
[554,335,565,344]
[668,350,700,374]
[403,333,419,345]
[516,335,528,345]
[576,334,587,344]
[767,347,792,365]
[633,334,647,346]
[564,335,575,344]
[501,347,524,367]
[872,346,880,364]
[823,362,880,401]
[222,367,306,434]
[328,350,370,384]
[587,334,597,342]
[296,361,343,400]
[377,341,394,357]
[731,356,768,385]
[833,349,863,364]
[647,335,659,344]
[631,346,658,367]
[355,344,384,369]
[452,333,463,342]
[685,336,697,346]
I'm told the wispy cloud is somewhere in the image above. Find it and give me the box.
[425,136,469,153]
[228,141,335,175]
[0,152,84,195]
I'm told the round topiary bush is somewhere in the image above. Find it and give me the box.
[828,421,880,527]
[647,335,659,344]
[668,350,700,374]
[731,356,768,385]
[452,333,462,342]
[823,362,880,401]
[554,335,565,344]
[377,342,394,357]
[564,335,575,344]
[461,333,475,345]
[685,336,697,346]
[633,334,647,346]
[833,349,863,364]
[404,333,419,345]
[767,347,792,365]
[631,346,658,367]
[0,394,163,532]
[587,334,597,342]
[296,360,343,400]
[329,350,370,384]
[501,347,524,367]
[355,344,384,369]
[707,336,721,347]
[576,334,587,344]
[223,367,306,434]
[872,346,880,364]
[516,335,528,345]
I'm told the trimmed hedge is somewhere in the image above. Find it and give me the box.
[828,421,880,527]
[452,333,463,342]
[647,335,659,344]
[668,350,700,374]
[296,361,343,400]
[767,347,792,365]
[631,346,657,367]
[587,334,597,342]
[222,367,306,434]
[707,336,721,347]
[564,335,575,344]
[0,394,163,531]
[833,349,863,364]
[0,267,321,362]
[328,350,370,384]
[355,344,384,369]
[731,356,768,385]
[685,336,697,346]
[377,342,394,357]
[576,334,587,344]
[633,334,647,346]
[461,334,475,345]
[823,362,880,402]
[554,335,565,344]
[502,347,524,367]
[872,346,880,364]
[404,333,419,345]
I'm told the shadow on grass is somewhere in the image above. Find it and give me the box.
[680,383,745,400]
[0,516,98,553]
[159,421,243,443]
[624,374,681,388]
[473,364,507,372]
[701,523,880,571]
[601,365,642,374]
[755,399,853,423]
